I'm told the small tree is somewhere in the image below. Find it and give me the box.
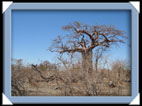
[11,59,27,96]
[49,21,127,73]
[94,47,106,72]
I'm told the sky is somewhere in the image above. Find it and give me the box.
[12,10,131,65]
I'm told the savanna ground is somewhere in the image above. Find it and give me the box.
[11,57,131,96]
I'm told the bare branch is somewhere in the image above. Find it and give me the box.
[49,21,127,54]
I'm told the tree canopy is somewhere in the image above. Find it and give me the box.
[49,21,127,54]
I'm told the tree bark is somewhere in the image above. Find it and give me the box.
[82,50,93,73]
[95,60,98,72]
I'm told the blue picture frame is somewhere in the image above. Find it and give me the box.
[3,2,139,104]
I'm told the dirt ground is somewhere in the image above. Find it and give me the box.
[23,79,131,96]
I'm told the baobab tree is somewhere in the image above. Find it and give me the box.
[49,21,127,73]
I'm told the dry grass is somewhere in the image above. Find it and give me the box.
[12,67,131,96]
[11,58,131,96]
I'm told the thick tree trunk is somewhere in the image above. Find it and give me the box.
[82,50,93,73]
